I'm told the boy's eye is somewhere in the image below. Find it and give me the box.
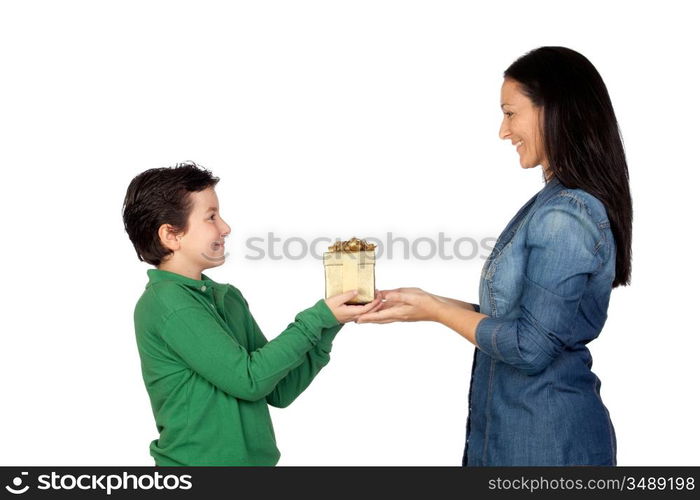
[209,214,216,220]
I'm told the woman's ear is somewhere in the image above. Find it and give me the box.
[158,223,182,252]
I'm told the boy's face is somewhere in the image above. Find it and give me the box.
[169,187,231,271]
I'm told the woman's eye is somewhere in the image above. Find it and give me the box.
[504,112,513,118]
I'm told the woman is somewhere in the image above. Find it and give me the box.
[357,46,632,466]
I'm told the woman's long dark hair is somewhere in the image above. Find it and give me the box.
[505,46,632,287]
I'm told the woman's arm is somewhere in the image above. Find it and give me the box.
[469,197,604,375]
[432,294,479,312]
[356,288,488,347]
[434,301,487,346]
[359,195,605,376]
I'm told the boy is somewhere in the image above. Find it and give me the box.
[122,162,380,466]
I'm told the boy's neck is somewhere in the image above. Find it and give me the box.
[157,260,204,281]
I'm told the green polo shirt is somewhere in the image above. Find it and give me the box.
[133,268,342,466]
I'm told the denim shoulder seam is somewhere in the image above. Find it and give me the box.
[549,191,607,272]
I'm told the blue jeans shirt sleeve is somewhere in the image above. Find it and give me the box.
[475,194,605,376]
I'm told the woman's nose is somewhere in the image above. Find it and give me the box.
[499,119,510,140]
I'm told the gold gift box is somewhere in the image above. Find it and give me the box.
[324,237,376,305]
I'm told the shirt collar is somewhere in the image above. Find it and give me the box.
[146,268,217,290]
[537,175,563,200]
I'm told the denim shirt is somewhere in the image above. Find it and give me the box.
[463,177,617,466]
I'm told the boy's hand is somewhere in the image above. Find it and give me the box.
[325,290,383,324]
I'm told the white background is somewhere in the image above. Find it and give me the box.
[1,0,698,466]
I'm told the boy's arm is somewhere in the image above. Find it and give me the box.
[158,298,339,402]
[235,287,344,408]
[248,311,343,408]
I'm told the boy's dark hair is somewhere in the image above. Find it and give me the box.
[122,161,220,266]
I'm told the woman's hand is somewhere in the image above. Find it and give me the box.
[325,290,383,324]
[355,287,443,324]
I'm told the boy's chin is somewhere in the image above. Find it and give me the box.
[199,252,228,268]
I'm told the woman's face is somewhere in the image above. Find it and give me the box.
[499,78,549,175]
